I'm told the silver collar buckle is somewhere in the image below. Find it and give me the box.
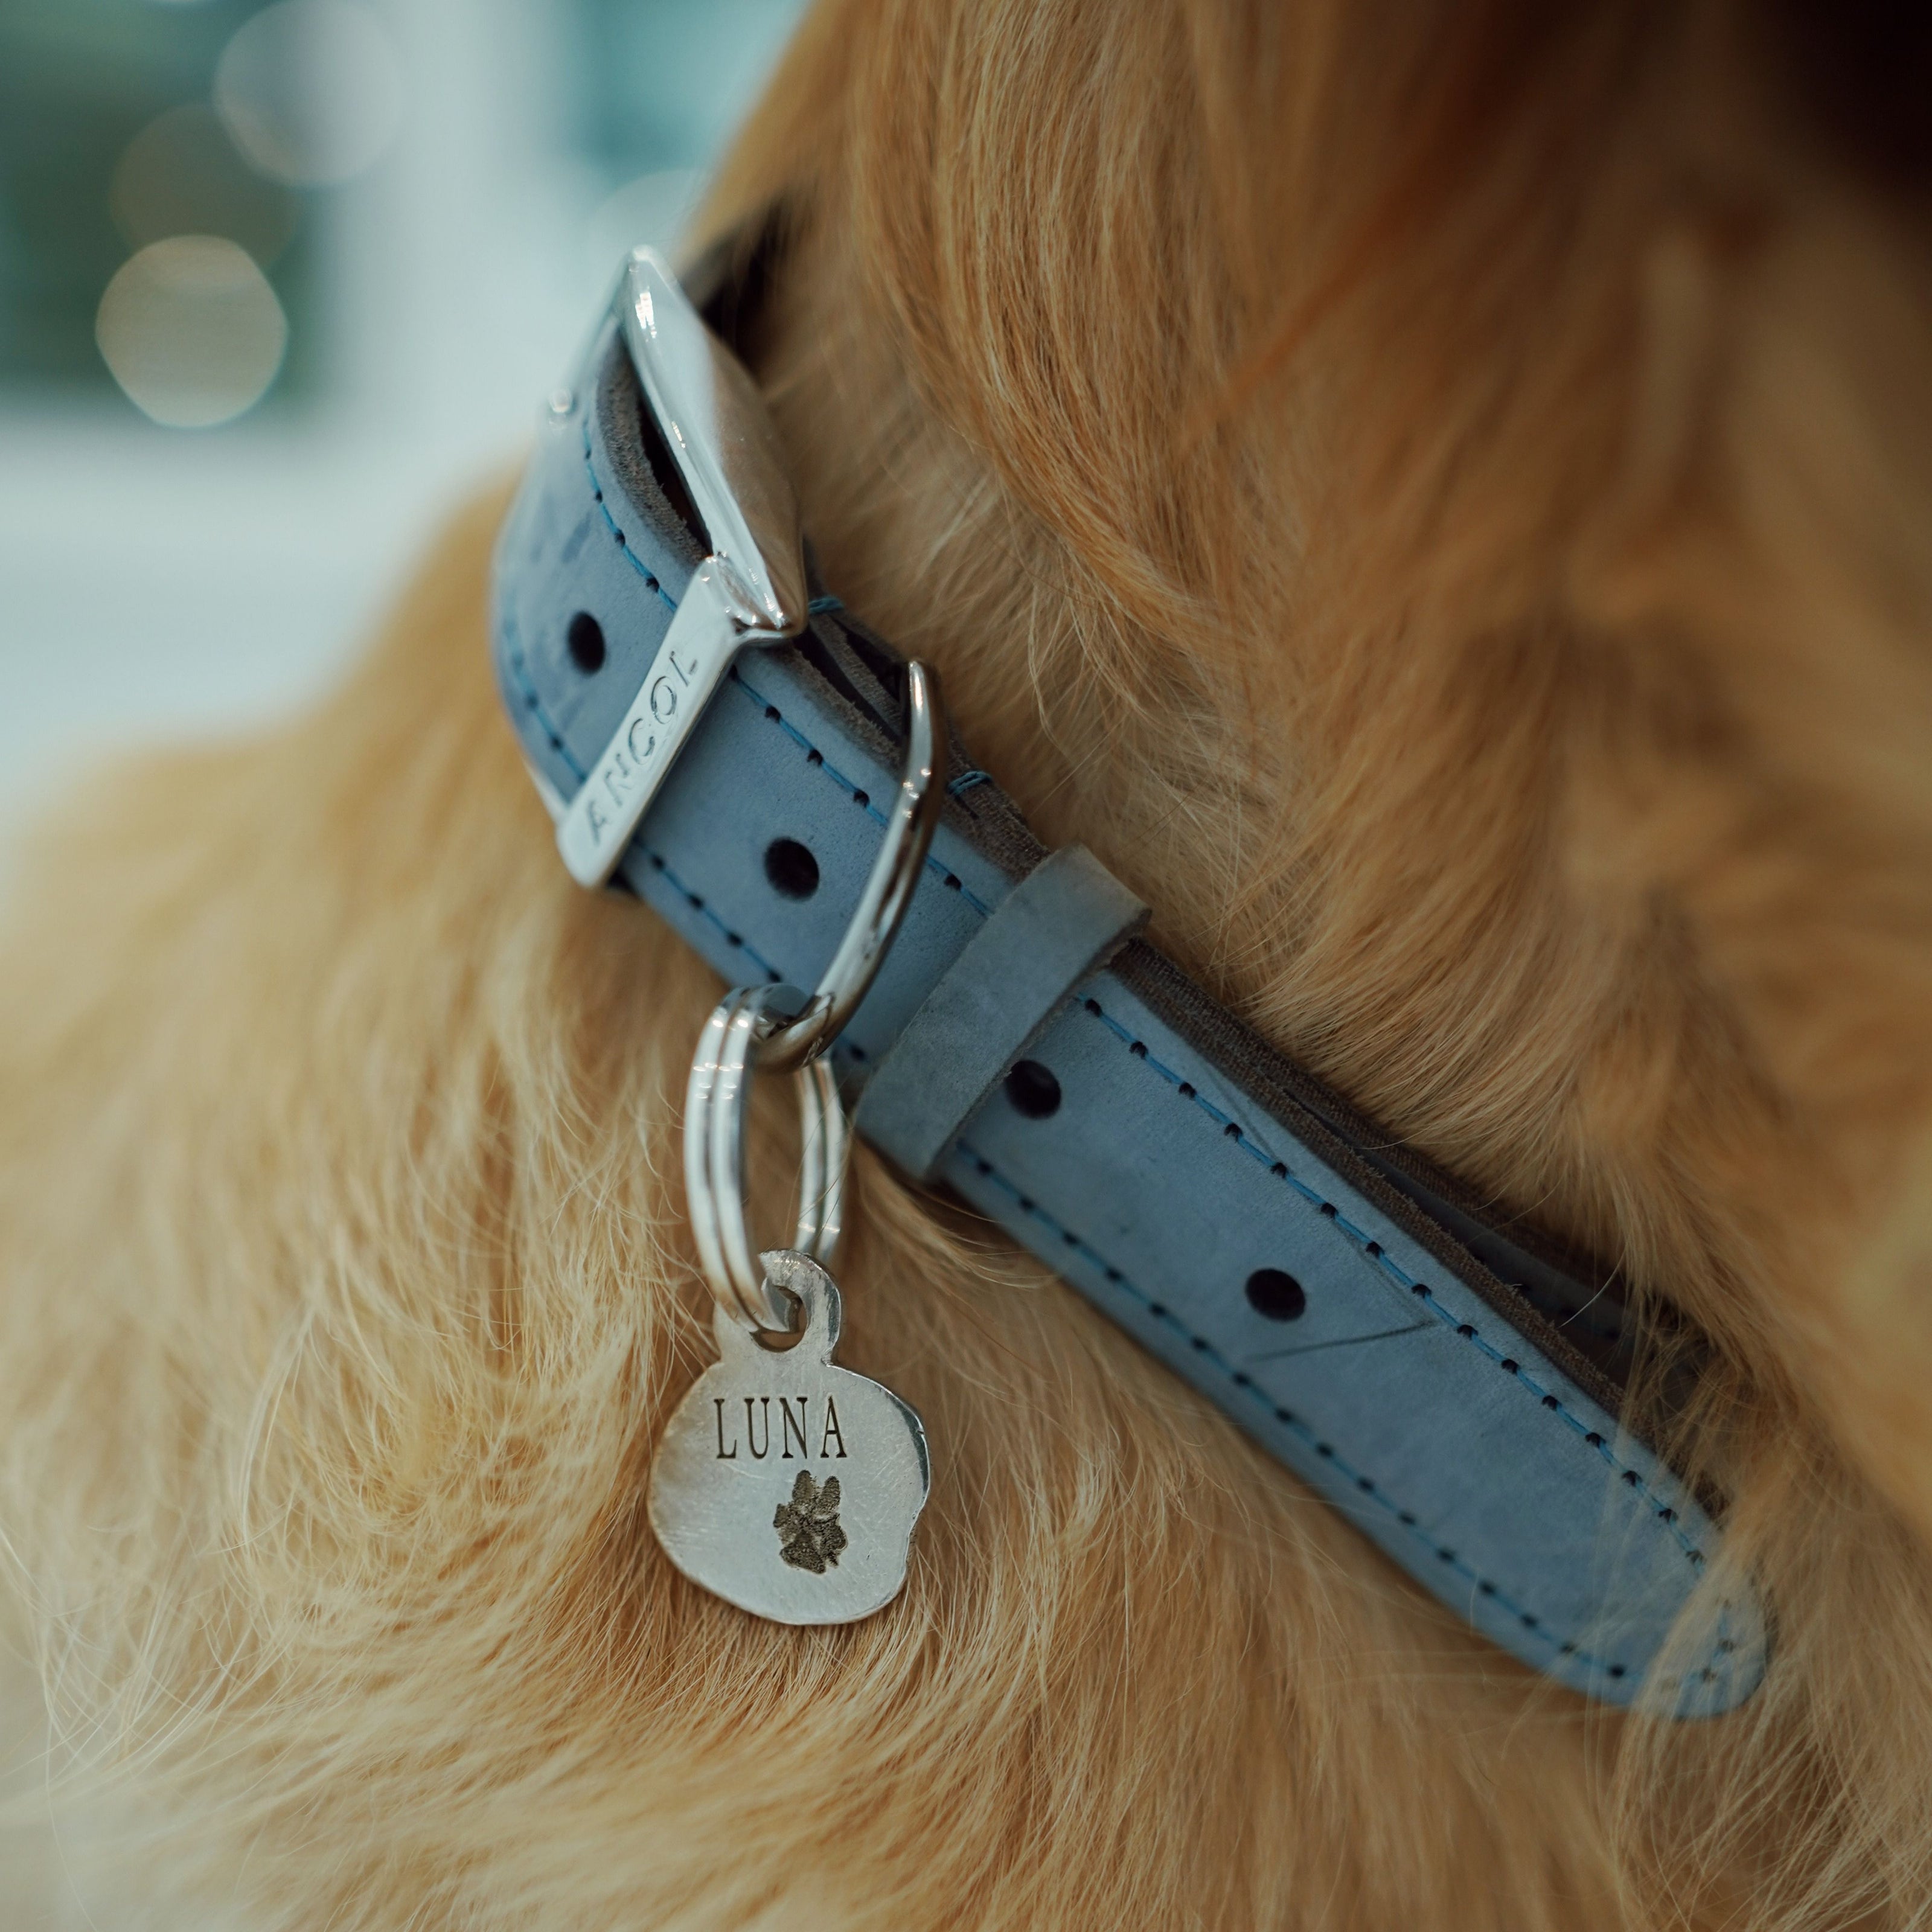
[553,247,810,889]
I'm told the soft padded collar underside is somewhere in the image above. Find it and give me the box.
[490,305,1767,1715]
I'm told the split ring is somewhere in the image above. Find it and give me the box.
[684,984,848,1331]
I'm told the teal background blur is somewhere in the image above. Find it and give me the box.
[0,0,807,839]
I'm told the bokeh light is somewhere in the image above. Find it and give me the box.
[214,0,405,190]
[110,104,302,266]
[95,236,289,428]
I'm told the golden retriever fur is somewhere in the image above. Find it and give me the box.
[7,1,1932,1924]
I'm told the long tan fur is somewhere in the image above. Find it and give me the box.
[7,1,1932,1925]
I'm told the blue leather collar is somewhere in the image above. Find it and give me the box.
[489,254,1767,1716]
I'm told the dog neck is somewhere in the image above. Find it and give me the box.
[487,218,1765,1713]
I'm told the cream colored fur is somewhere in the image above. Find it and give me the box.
[7,1,1932,1924]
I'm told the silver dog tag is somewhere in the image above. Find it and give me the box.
[648,1249,930,1624]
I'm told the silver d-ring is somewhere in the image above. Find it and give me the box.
[683,985,849,1331]
[757,661,950,1073]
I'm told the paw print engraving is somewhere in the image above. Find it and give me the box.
[774,1470,848,1573]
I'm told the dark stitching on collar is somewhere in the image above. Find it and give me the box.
[1074,993,1718,1577]
[583,421,680,615]
[957,1132,1748,1702]
[501,610,586,782]
[635,852,784,983]
[729,664,997,917]
[954,1135,1640,1679]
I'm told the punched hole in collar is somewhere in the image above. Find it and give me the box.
[1245,1268,1306,1322]
[567,610,606,674]
[1004,1060,1062,1119]
[763,837,820,901]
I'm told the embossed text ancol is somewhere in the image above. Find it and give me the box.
[577,642,697,848]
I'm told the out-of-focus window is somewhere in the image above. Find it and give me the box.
[572,0,805,174]
[567,0,808,287]
[0,0,804,427]
[0,0,808,835]
[0,0,333,413]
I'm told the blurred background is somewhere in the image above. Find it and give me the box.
[0,0,810,839]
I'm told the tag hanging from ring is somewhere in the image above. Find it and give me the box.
[648,661,945,1625]
[648,1248,930,1625]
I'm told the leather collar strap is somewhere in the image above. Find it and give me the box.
[490,267,1767,1716]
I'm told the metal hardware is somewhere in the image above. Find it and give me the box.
[615,248,805,633]
[681,661,946,1331]
[659,661,940,1625]
[684,984,846,1332]
[647,1249,930,1626]
[555,247,809,889]
[557,562,753,886]
[758,661,948,1072]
